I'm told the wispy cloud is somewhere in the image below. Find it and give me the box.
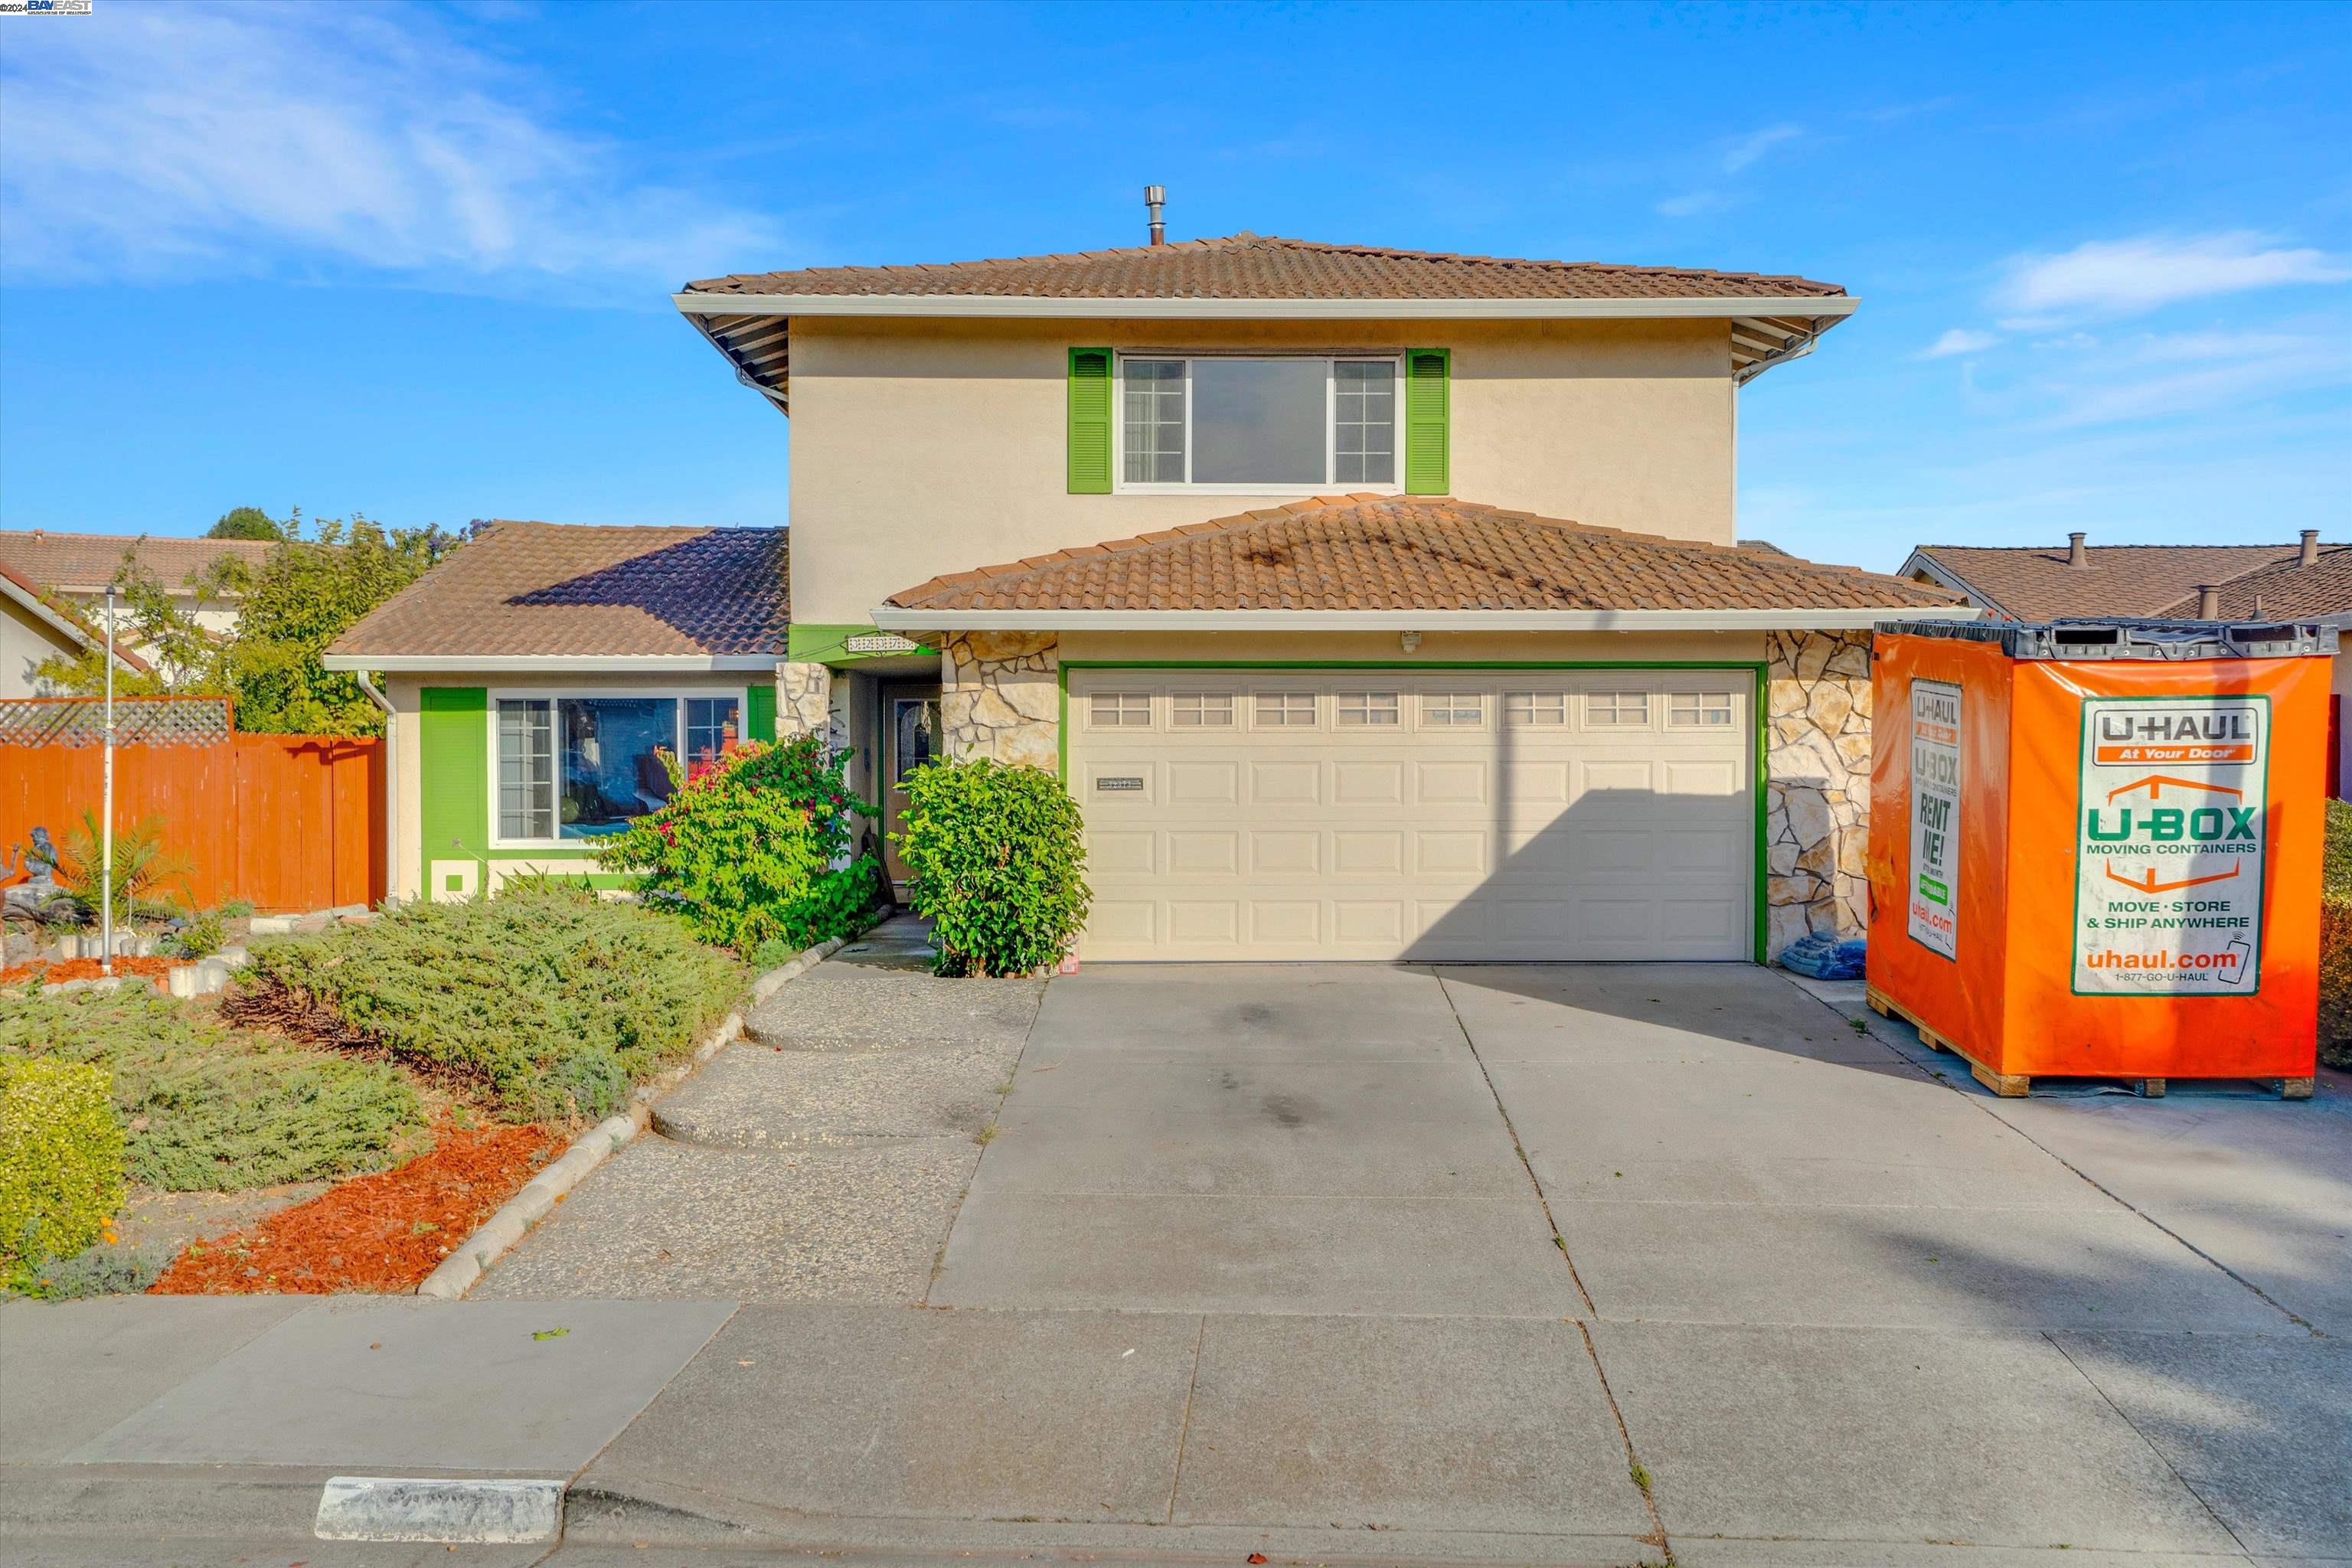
[2000,232,2348,318]
[1721,123,1802,172]
[0,3,782,302]
[1655,190,1732,219]
[1919,328,2000,359]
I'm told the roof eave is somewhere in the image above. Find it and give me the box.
[321,653,784,673]
[0,570,152,670]
[675,292,1856,322]
[870,606,1977,633]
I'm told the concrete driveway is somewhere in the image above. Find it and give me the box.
[913,961,2351,1561]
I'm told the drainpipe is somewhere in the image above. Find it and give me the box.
[355,671,397,908]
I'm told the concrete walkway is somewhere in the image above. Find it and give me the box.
[4,952,2347,1565]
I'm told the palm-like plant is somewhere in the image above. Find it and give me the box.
[54,812,192,926]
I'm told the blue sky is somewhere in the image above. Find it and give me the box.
[1,0,2345,571]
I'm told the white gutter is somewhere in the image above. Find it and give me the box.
[870,606,1982,633]
[674,292,1860,323]
[354,671,397,909]
[321,653,780,673]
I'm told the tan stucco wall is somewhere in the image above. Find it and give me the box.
[789,316,1737,625]
[2,593,80,697]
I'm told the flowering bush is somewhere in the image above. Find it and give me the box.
[596,736,880,954]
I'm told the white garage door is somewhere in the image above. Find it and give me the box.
[1068,668,1753,962]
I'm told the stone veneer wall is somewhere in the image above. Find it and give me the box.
[940,632,1060,771]
[774,659,849,752]
[1764,629,1875,959]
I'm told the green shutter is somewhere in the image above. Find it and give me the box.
[746,683,777,743]
[1403,347,1450,495]
[1067,347,1113,494]
[417,686,487,893]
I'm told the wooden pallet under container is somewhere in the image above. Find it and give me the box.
[1865,987,2314,1101]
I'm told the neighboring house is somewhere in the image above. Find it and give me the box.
[1901,531,2351,795]
[0,530,273,657]
[321,522,789,902]
[1,561,152,697]
[669,225,1975,962]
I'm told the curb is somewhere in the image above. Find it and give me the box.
[414,933,848,1301]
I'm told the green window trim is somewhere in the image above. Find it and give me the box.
[1403,346,1450,495]
[746,683,777,743]
[417,686,488,893]
[1067,346,1113,494]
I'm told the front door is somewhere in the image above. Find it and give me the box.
[880,681,941,888]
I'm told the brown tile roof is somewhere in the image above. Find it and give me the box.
[0,531,273,594]
[1911,541,2329,620]
[2152,545,2352,620]
[886,496,1959,615]
[328,522,788,660]
[688,232,1846,302]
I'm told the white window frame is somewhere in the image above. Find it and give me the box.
[1087,691,1155,729]
[1112,352,1405,496]
[487,686,750,851]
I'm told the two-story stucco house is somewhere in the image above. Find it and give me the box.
[332,223,1975,960]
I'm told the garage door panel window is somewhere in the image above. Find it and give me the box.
[1170,692,1234,727]
[1335,691,1400,727]
[1586,691,1651,728]
[1090,692,1153,727]
[1668,691,1737,727]
[1255,691,1317,727]
[1504,691,1568,727]
[1422,694,1484,727]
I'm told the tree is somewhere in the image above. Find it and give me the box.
[205,507,285,541]
[224,511,458,736]
[29,546,237,698]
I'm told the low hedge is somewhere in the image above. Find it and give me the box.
[2321,799,2352,1070]
[0,1059,124,1271]
[227,880,745,1123]
[895,758,1090,978]
[0,991,425,1192]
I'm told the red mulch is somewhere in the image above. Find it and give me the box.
[0,956,184,991]
[149,1124,563,1295]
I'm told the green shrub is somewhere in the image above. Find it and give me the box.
[8,1243,168,1299]
[0,990,424,1191]
[2321,799,2352,1070]
[165,910,228,960]
[596,737,880,954]
[0,1059,124,1270]
[228,880,744,1122]
[895,759,1090,978]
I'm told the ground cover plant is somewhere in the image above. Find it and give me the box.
[596,736,880,954]
[2321,798,2352,1070]
[0,1058,123,1274]
[895,758,1090,978]
[227,879,743,1122]
[0,988,425,1191]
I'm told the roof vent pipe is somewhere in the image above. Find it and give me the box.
[2301,528,2321,567]
[2067,531,2089,568]
[1145,185,1165,247]
[2196,584,2221,619]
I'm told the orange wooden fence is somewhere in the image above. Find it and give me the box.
[1,732,383,913]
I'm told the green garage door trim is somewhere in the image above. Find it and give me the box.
[1057,659,1769,963]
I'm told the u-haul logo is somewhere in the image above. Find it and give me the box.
[2073,697,2266,996]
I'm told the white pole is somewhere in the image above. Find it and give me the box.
[101,586,116,976]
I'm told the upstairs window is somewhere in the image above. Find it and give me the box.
[1118,355,1399,492]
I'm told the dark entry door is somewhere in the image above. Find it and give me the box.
[880,680,941,887]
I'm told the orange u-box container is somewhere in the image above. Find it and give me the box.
[1867,619,2333,1096]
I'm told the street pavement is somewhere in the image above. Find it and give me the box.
[4,952,2347,1566]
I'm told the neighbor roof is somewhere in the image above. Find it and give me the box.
[2152,545,2352,621]
[0,531,273,595]
[880,496,1962,623]
[1907,541,2334,621]
[0,562,152,671]
[678,233,1853,412]
[325,522,788,668]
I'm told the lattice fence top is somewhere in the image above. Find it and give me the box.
[0,696,234,747]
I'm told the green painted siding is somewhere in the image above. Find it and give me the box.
[1067,347,1113,494]
[786,624,924,664]
[747,683,776,743]
[417,686,487,894]
[1403,347,1450,495]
